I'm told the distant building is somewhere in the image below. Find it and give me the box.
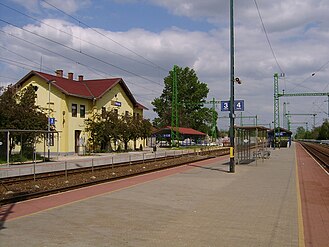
[268,127,292,148]
[14,70,147,154]
[152,126,206,146]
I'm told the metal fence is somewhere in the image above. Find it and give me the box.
[0,129,60,166]
[0,147,220,179]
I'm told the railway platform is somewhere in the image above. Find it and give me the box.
[0,142,328,246]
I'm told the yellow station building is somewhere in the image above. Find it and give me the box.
[15,70,147,155]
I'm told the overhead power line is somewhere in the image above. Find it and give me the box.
[0,29,161,95]
[41,0,168,73]
[0,18,163,87]
[0,2,161,71]
[253,0,284,74]
[0,44,54,73]
[0,56,52,72]
[290,59,329,91]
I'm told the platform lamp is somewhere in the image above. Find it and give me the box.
[229,0,235,173]
[47,79,56,161]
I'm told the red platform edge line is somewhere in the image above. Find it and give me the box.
[296,142,329,247]
[0,156,228,223]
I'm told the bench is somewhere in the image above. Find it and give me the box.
[253,149,271,159]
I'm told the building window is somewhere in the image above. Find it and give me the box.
[102,107,106,118]
[72,104,77,117]
[49,133,54,146]
[80,105,85,118]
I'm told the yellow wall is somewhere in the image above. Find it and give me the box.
[95,83,141,150]
[96,84,134,115]
[20,76,67,154]
[18,75,144,154]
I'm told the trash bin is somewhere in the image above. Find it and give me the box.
[153,146,157,152]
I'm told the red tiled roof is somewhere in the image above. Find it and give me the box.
[84,78,121,99]
[35,71,122,99]
[16,71,147,109]
[154,126,206,136]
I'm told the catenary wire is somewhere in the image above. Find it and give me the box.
[0,2,162,71]
[0,29,161,95]
[253,0,284,74]
[0,18,163,87]
[0,56,53,72]
[41,0,168,73]
[0,44,54,73]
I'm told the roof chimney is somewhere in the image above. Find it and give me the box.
[68,72,74,80]
[78,75,84,81]
[56,69,63,77]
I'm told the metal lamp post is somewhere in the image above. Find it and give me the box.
[229,0,235,173]
[47,80,55,161]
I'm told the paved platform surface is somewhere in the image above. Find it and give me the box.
[295,143,329,247]
[0,142,327,246]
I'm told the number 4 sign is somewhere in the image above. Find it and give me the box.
[234,100,244,111]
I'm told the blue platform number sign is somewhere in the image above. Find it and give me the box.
[221,100,244,111]
[234,100,244,111]
[221,101,230,111]
[49,118,55,125]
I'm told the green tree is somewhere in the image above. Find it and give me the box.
[117,113,136,151]
[318,119,329,140]
[152,66,214,134]
[0,85,18,129]
[132,117,152,150]
[85,109,119,152]
[0,85,48,159]
[85,110,152,152]
[294,126,306,139]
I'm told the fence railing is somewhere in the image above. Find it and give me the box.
[0,146,223,179]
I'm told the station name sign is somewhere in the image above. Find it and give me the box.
[111,100,122,107]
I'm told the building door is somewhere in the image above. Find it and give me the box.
[75,130,81,153]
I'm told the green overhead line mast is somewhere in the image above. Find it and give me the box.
[170,66,219,146]
[238,113,258,126]
[290,122,309,131]
[284,113,317,130]
[273,73,281,148]
[185,98,221,142]
[171,65,179,147]
[273,72,329,148]
[219,114,258,127]
[208,98,218,141]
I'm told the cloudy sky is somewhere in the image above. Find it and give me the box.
[0,0,329,131]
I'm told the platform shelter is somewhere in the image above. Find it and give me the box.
[152,126,206,147]
[235,126,270,164]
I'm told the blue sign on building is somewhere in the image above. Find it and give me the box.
[114,101,122,107]
[49,118,55,125]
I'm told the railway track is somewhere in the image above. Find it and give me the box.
[0,148,229,205]
[299,141,329,170]
[0,148,227,184]
[0,154,177,184]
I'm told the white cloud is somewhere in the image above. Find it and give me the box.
[11,0,40,13]
[9,0,91,14]
[2,0,329,129]
[40,0,91,14]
